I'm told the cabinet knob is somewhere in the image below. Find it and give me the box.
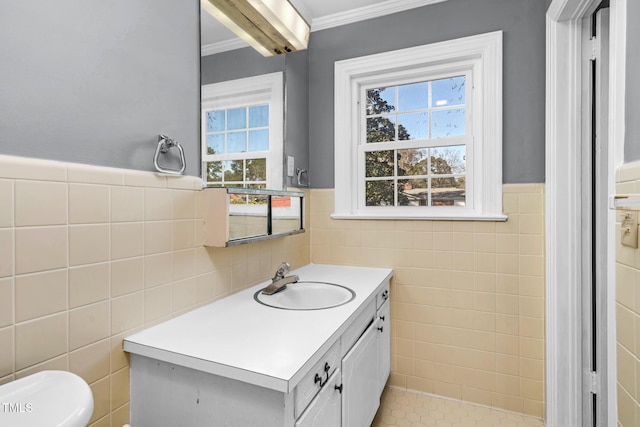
[335,383,343,394]
[379,315,385,322]
[377,326,384,332]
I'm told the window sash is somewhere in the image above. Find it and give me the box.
[357,140,473,211]
[201,72,283,189]
[357,70,473,212]
[203,160,268,186]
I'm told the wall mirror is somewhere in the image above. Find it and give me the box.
[199,4,310,191]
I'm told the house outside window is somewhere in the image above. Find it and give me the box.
[334,31,505,220]
[201,72,284,190]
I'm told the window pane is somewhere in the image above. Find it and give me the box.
[430,153,453,175]
[207,111,225,132]
[397,112,428,140]
[249,105,269,128]
[432,177,466,206]
[246,158,266,181]
[205,161,222,182]
[431,145,466,174]
[398,179,429,206]
[366,150,394,177]
[227,132,247,153]
[248,129,269,152]
[398,82,428,112]
[367,116,396,143]
[432,76,465,107]
[431,108,465,138]
[206,134,224,155]
[366,180,394,206]
[366,87,396,115]
[397,148,428,176]
[224,160,244,182]
[227,108,246,130]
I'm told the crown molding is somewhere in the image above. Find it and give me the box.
[311,0,448,32]
[201,38,249,56]
[288,0,312,24]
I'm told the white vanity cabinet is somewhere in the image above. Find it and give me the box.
[124,264,393,427]
[296,288,391,427]
[338,279,390,427]
[293,341,341,420]
[377,288,391,394]
[295,369,342,427]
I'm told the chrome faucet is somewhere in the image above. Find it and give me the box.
[261,262,299,295]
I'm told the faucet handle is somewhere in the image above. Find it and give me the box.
[274,262,291,278]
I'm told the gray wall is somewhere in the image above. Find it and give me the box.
[625,0,640,162]
[282,51,310,189]
[0,1,201,176]
[201,48,310,188]
[201,47,285,84]
[308,0,547,187]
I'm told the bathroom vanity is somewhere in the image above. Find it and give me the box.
[124,264,392,426]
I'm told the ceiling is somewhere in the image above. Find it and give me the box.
[200,0,446,54]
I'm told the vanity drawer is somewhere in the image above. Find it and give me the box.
[341,300,376,356]
[376,282,390,309]
[294,340,340,419]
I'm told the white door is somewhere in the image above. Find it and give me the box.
[342,322,378,427]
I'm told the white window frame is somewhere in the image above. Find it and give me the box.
[333,31,505,220]
[201,72,284,189]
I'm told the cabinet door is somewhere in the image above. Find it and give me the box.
[377,299,391,394]
[295,369,342,427]
[342,322,378,427]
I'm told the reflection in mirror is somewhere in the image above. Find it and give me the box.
[200,4,311,190]
[201,0,310,57]
[272,195,303,234]
[204,187,304,247]
[228,193,269,240]
[204,103,270,188]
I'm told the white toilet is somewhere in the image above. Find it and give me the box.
[0,370,94,426]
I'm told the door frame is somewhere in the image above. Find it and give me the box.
[545,0,626,426]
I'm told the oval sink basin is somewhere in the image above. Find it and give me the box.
[254,281,356,310]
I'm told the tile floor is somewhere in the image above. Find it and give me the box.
[372,388,544,427]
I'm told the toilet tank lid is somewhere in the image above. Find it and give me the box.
[0,370,94,427]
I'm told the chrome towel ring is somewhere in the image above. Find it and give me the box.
[154,134,186,175]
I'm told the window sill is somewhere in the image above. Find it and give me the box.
[330,212,508,221]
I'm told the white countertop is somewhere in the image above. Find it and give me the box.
[123,264,393,393]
